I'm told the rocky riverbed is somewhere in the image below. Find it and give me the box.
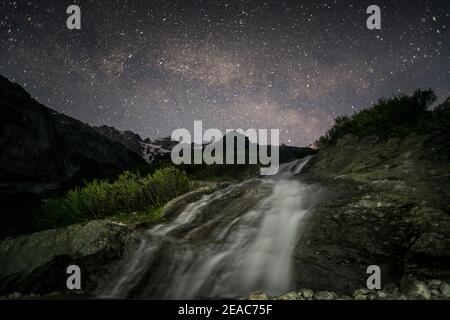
[246,279,450,300]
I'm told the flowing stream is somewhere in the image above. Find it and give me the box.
[101,156,322,299]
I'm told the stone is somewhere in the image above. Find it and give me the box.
[298,289,314,299]
[247,293,269,300]
[406,281,431,300]
[439,283,450,298]
[353,288,370,297]
[431,289,440,296]
[429,279,442,287]
[314,291,336,300]
[276,292,298,300]
[10,292,21,299]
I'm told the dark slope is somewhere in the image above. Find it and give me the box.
[0,75,145,236]
[0,74,145,196]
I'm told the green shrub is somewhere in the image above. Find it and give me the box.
[38,166,190,228]
[317,89,437,147]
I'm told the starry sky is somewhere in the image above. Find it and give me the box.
[1,0,449,145]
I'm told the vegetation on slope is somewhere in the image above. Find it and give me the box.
[37,167,190,228]
[35,150,265,231]
[317,89,441,147]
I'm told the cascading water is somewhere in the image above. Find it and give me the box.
[101,156,322,299]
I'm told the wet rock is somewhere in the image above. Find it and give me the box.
[160,184,222,220]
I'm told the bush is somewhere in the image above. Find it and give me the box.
[317,89,437,147]
[38,166,190,228]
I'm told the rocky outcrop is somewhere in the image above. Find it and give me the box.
[160,182,229,220]
[0,184,234,297]
[0,220,136,295]
[295,131,450,294]
[244,279,450,300]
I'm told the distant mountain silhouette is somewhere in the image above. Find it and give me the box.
[0,74,145,197]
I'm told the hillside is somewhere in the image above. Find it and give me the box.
[0,75,146,195]
[0,89,449,300]
[293,94,450,296]
[0,75,145,236]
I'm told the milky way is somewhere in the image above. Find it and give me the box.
[1,0,449,145]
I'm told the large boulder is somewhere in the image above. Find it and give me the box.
[0,220,136,295]
[160,182,229,220]
[294,133,450,294]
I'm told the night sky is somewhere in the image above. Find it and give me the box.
[1,0,449,145]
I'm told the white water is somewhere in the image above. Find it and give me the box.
[101,156,322,299]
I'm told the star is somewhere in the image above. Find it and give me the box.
[0,0,448,146]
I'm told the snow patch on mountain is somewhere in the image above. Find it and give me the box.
[94,126,176,164]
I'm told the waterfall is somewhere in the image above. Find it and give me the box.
[101,156,322,299]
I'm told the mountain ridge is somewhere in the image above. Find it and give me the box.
[0,74,147,197]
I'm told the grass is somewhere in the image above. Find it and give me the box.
[317,89,437,147]
[37,166,190,229]
[109,207,162,225]
[36,155,261,231]
[132,160,260,182]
